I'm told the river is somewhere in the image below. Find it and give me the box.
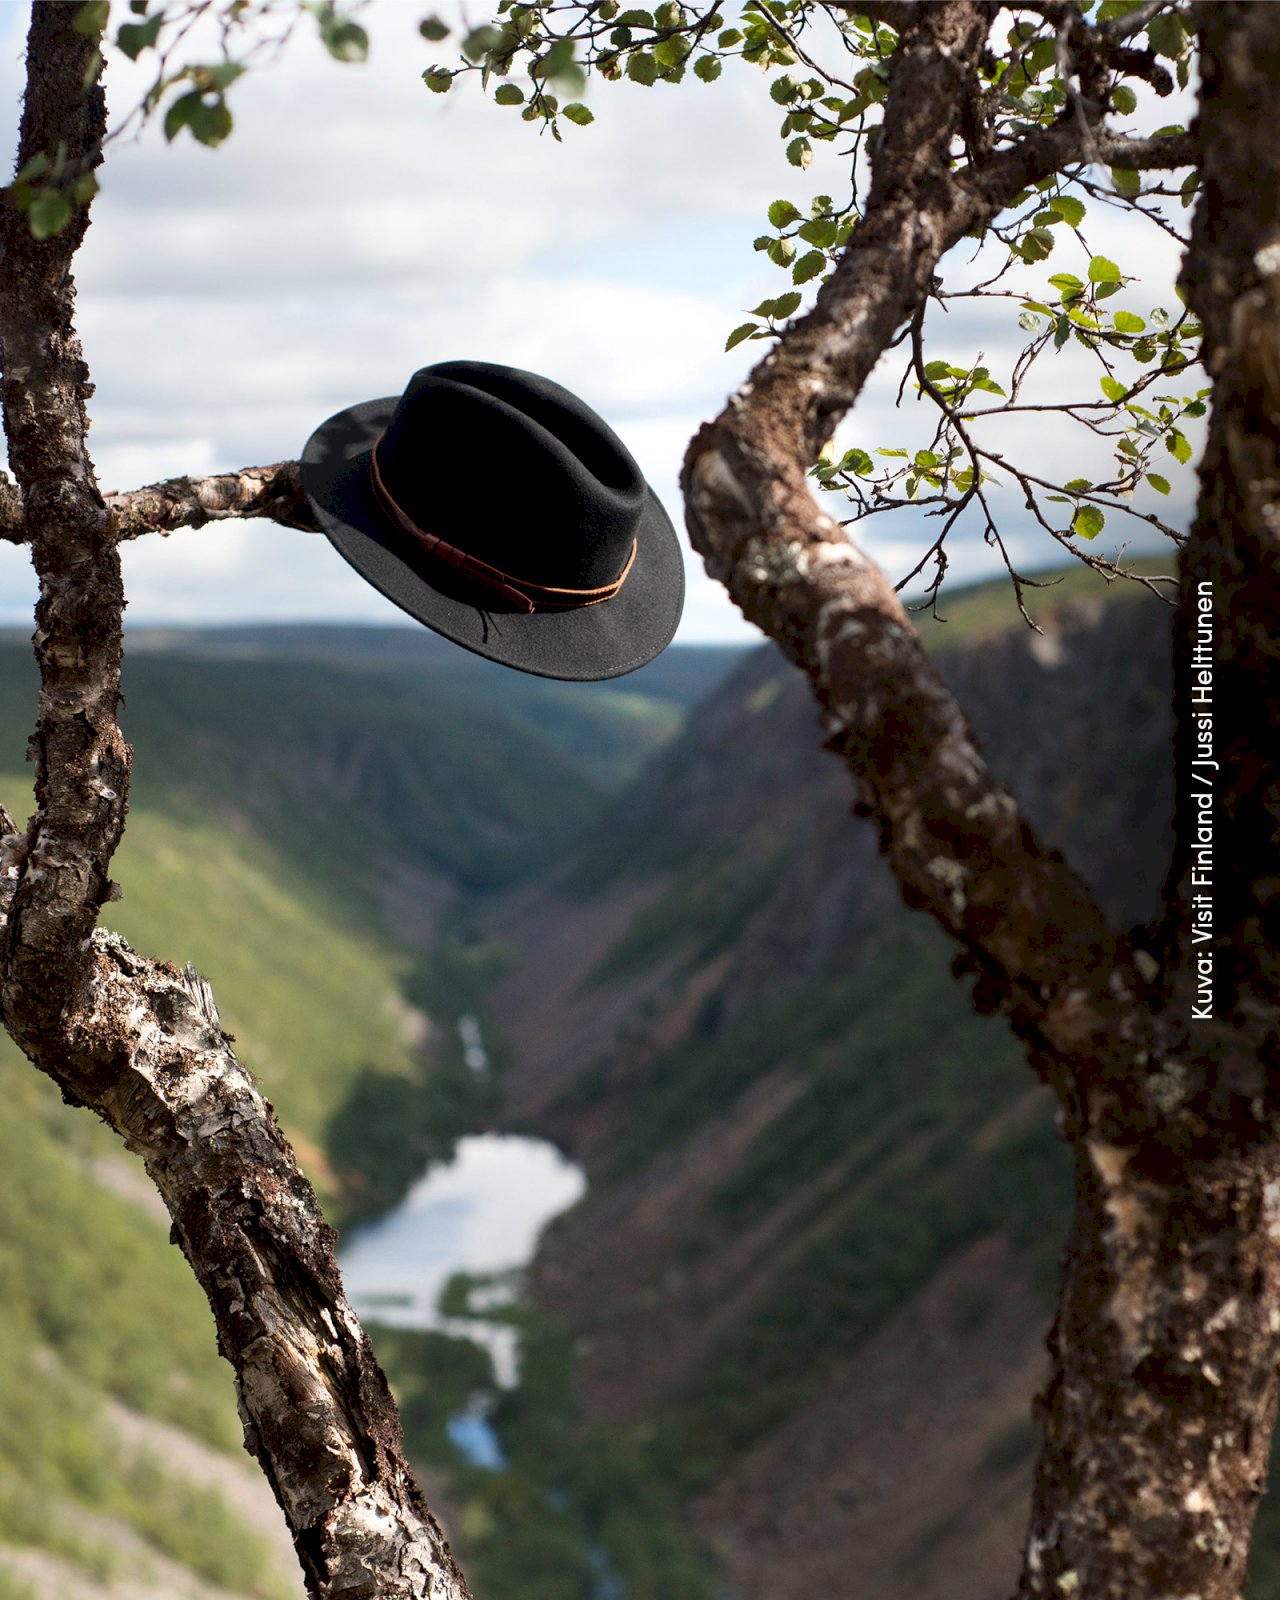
[337,1016,586,1390]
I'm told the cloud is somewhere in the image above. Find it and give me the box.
[0,2,1195,645]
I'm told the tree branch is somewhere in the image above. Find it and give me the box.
[681,0,1148,1097]
[0,461,320,543]
[0,10,468,1596]
[1096,129,1196,170]
[108,460,320,539]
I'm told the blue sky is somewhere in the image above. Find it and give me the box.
[0,1,1195,642]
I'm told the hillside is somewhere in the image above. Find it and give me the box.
[482,573,1182,1599]
[0,629,736,1600]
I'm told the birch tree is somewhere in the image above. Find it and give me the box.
[1,2,1278,1598]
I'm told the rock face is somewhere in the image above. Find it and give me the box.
[486,584,1175,1600]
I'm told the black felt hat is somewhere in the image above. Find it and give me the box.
[299,360,685,682]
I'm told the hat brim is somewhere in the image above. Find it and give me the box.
[300,396,685,683]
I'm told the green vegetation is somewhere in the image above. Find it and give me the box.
[375,1308,717,1600]
[911,552,1174,653]
[0,625,733,1599]
[0,1567,40,1600]
[0,1032,292,1596]
[0,1033,239,1450]
[553,915,1074,1491]
[585,848,785,989]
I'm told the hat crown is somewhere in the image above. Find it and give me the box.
[375,361,648,591]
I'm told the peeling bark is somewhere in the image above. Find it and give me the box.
[0,10,471,1597]
[681,0,1139,1099]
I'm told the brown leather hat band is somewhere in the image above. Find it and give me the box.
[370,438,636,616]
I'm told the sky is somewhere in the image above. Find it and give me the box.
[0,1,1197,643]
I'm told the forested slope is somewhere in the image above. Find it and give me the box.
[0,632,730,1600]
[485,572,1185,1600]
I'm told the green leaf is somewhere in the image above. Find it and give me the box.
[196,60,246,91]
[768,198,800,228]
[72,171,99,204]
[1020,226,1055,262]
[561,100,593,124]
[626,50,657,84]
[117,11,164,59]
[615,8,655,23]
[1166,428,1192,464]
[1100,375,1127,402]
[419,15,451,40]
[494,83,525,104]
[1112,310,1146,334]
[1146,472,1171,495]
[1050,195,1086,227]
[792,249,825,284]
[462,24,503,59]
[1147,11,1188,58]
[1088,255,1122,285]
[914,450,940,469]
[539,36,584,82]
[163,89,233,144]
[840,448,874,476]
[653,34,692,68]
[1072,504,1105,539]
[786,137,812,169]
[797,217,838,248]
[319,11,369,63]
[768,236,796,266]
[1048,272,1084,296]
[1111,166,1141,198]
[694,54,722,81]
[770,74,798,104]
[423,67,454,92]
[1110,83,1137,115]
[726,322,759,351]
[877,447,908,458]
[12,153,50,186]
[1064,477,1092,493]
[28,189,73,240]
[718,27,742,45]
[73,2,110,36]
[770,290,802,319]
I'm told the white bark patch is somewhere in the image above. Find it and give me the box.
[926,855,968,915]
[1087,1140,1133,1188]
[689,447,754,519]
[1263,1178,1280,1243]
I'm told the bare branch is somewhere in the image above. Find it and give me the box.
[1101,0,1174,43]
[0,462,321,543]
[108,460,320,539]
[1096,130,1197,170]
